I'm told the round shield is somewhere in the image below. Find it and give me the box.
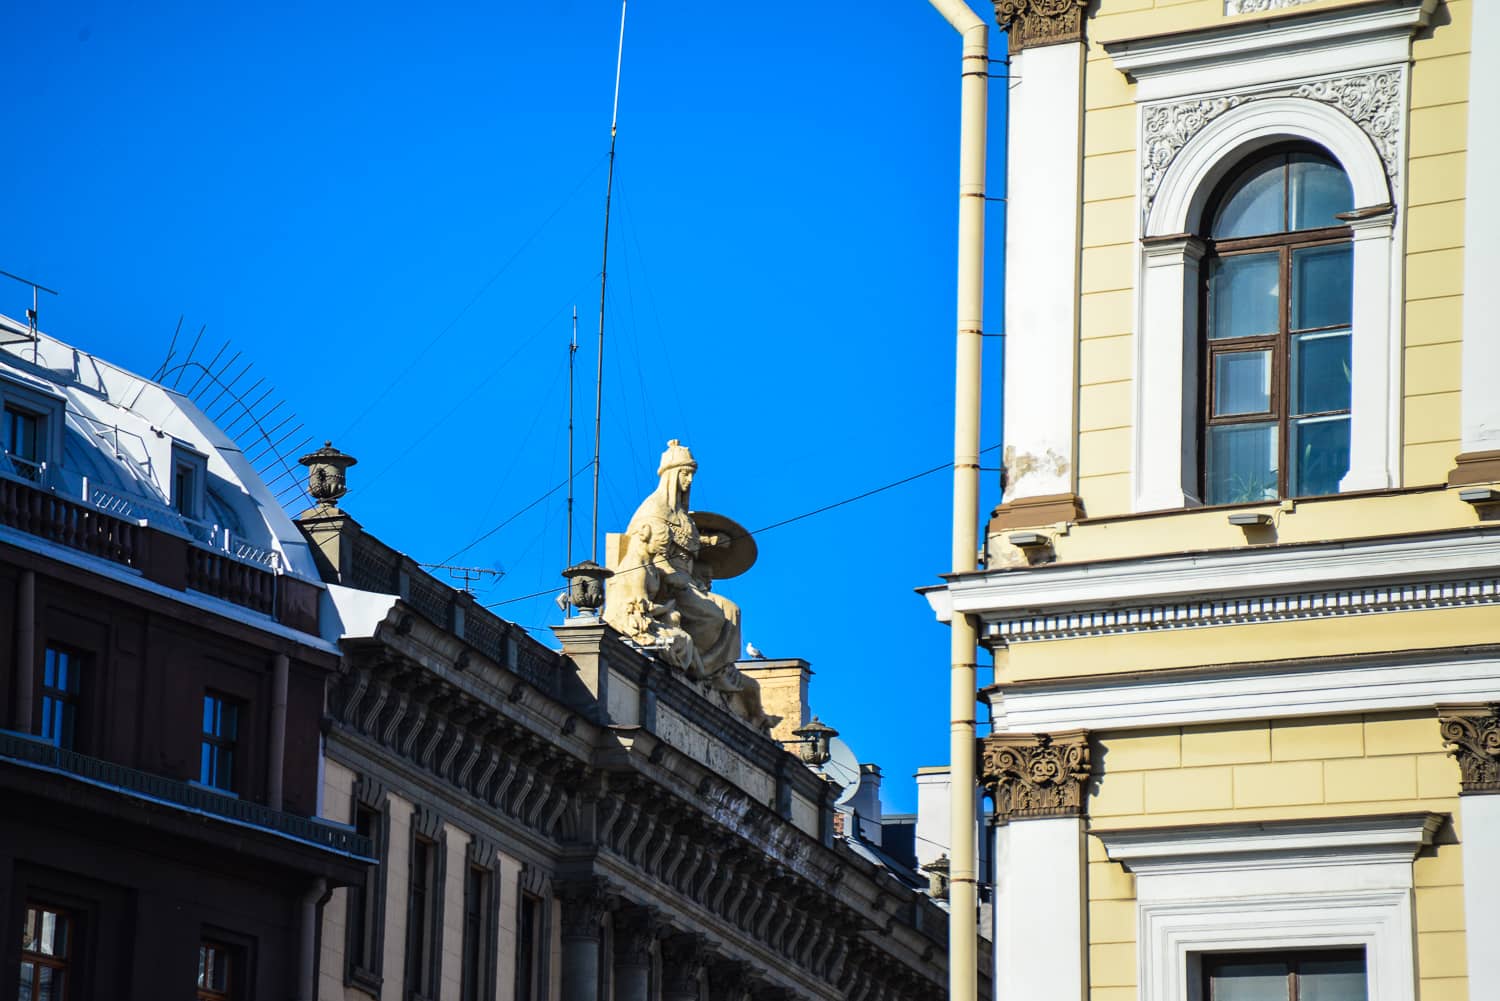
[688,510,758,580]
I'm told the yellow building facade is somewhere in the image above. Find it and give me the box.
[927,1,1498,999]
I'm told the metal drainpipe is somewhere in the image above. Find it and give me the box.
[927,2,987,1000]
[268,652,290,810]
[15,570,36,733]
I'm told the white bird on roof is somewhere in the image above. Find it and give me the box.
[746,641,767,660]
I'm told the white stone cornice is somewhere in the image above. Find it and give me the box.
[949,529,1500,619]
[986,648,1500,733]
[1094,813,1443,878]
[1105,0,1436,102]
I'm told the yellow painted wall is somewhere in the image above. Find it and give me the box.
[1085,713,1468,1000]
[1068,0,1472,517]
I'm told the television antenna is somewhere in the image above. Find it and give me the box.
[591,0,627,565]
[0,269,59,363]
[418,562,504,595]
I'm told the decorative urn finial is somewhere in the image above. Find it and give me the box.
[792,716,839,767]
[561,560,613,613]
[299,441,357,508]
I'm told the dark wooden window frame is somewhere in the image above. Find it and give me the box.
[404,809,446,1001]
[39,643,85,751]
[346,778,388,995]
[459,857,500,1001]
[1198,146,1355,505]
[20,901,76,1001]
[199,691,242,794]
[516,891,543,1001]
[196,940,235,1001]
[1201,947,1367,1000]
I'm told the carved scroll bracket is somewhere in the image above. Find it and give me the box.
[993,0,1088,54]
[980,729,1092,822]
[1439,704,1500,795]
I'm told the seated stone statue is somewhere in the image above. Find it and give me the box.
[604,440,776,730]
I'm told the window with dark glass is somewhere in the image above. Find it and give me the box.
[197,942,233,1001]
[460,864,494,1001]
[1201,148,1355,506]
[346,802,386,988]
[405,835,442,1000]
[20,903,73,1001]
[516,892,541,1001]
[1203,949,1367,1000]
[39,646,81,751]
[200,693,240,792]
[4,404,44,482]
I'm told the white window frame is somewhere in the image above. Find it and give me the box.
[1095,812,1442,1001]
[1106,2,1434,512]
[0,377,65,487]
[170,442,208,522]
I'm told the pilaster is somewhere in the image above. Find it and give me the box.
[557,878,609,1001]
[1438,704,1500,995]
[1457,0,1500,465]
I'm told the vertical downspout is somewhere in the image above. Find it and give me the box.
[268,652,290,810]
[14,570,36,733]
[928,2,987,1000]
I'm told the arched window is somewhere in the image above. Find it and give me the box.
[1201,147,1355,505]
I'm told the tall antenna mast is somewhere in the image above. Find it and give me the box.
[592,0,627,564]
[567,307,577,571]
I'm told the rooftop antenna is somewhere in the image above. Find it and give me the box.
[418,562,503,595]
[567,307,578,570]
[592,0,627,565]
[0,269,60,364]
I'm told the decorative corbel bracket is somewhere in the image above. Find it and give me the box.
[980,729,1092,821]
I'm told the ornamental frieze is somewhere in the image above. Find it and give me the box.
[980,729,1092,821]
[993,0,1088,53]
[1142,69,1403,216]
[1439,704,1500,794]
[1225,0,1319,13]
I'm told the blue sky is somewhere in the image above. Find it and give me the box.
[1,1,1006,812]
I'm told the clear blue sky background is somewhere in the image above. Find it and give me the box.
[1,1,1007,812]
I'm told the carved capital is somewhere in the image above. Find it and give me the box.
[557,877,610,940]
[660,933,710,994]
[612,906,663,966]
[980,729,1091,821]
[1439,704,1500,794]
[993,0,1088,53]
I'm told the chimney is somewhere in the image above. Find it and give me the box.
[736,658,812,744]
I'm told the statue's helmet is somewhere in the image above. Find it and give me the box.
[657,439,698,476]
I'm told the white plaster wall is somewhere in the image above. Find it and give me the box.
[790,791,820,839]
[317,759,358,1001]
[497,854,523,1001]
[439,827,468,1001]
[993,818,1086,1001]
[915,770,951,869]
[1461,0,1500,451]
[606,670,640,726]
[382,792,414,1000]
[1001,42,1084,501]
[1461,795,1500,989]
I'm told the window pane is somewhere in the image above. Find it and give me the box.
[36,966,60,1001]
[44,648,57,688]
[1299,958,1368,1001]
[1214,350,1271,416]
[20,962,34,1001]
[1291,331,1352,415]
[1208,253,1280,340]
[220,702,238,740]
[1292,244,1353,330]
[1208,961,1290,1001]
[1289,154,1354,231]
[1206,422,1279,505]
[1290,416,1351,498]
[1212,155,1286,238]
[204,696,216,734]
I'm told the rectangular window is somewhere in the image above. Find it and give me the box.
[460,865,494,1001]
[39,646,82,751]
[171,445,208,520]
[1203,949,1367,1001]
[4,404,44,482]
[405,835,442,1000]
[197,941,234,1001]
[199,693,240,793]
[346,803,385,987]
[20,903,73,1001]
[516,892,541,1001]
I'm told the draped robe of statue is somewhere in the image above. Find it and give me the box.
[604,440,774,729]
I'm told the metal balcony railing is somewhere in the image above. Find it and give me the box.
[0,729,374,861]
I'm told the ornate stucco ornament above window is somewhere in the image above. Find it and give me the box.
[1142,69,1403,215]
[1225,0,1320,14]
[979,729,1091,821]
[1438,704,1500,794]
[992,0,1088,53]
